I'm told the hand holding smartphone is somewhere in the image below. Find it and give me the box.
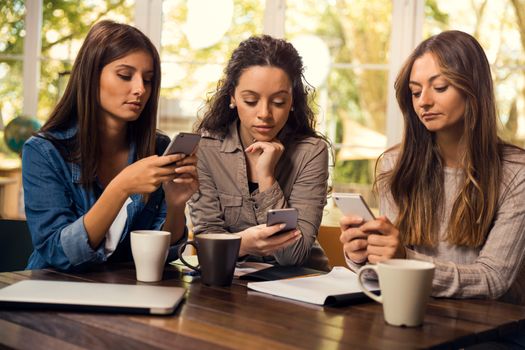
[333,193,375,222]
[266,208,298,236]
[162,132,201,157]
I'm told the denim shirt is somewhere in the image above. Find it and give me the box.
[22,126,187,271]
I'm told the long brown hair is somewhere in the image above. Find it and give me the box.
[195,35,324,144]
[39,20,161,187]
[377,30,507,247]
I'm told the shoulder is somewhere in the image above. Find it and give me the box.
[198,135,224,157]
[501,144,525,163]
[156,131,170,144]
[501,144,525,180]
[23,125,76,154]
[23,134,58,155]
[155,131,171,155]
[287,136,328,153]
[200,131,223,145]
[198,129,228,151]
[22,135,67,175]
[378,145,401,173]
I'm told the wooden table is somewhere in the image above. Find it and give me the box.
[0,264,524,350]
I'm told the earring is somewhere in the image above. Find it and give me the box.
[229,103,235,109]
[290,106,294,111]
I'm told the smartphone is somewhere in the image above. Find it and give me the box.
[266,208,298,235]
[162,132,201,156]
[333,193,376,221]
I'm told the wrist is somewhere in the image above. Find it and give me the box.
[106,178,129,200]
[258,176,275,192]
[235,232,247,256]
[166,200,186,213]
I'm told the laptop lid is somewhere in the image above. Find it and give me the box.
[0,280,185,315]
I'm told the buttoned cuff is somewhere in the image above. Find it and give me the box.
[344,251,365,273]
[344,251,378,280]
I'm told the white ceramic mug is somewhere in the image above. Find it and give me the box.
[130,230,171,282]
[357,259,435,327]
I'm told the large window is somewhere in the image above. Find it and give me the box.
[0,2,25,156]
[0,0,428,219]
[0,0,134,160]
[424,0,525,147]
[159,0,264,134]
[38,0,134,120]
[285,0,391,211]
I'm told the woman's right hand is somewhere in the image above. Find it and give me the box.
[339,215,369,264]
[110,154,184,197]
[237,224,301,257]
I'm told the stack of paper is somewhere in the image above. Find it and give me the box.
[247,266,379,306]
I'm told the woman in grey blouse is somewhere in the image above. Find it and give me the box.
[189,35,331,271]
[341,30,525,304]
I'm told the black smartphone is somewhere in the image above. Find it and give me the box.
[333,193,375,221]
[266,208,298,236]
[162,132,201,156]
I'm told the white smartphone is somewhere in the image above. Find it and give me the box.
[333,193,376,221]
[162,132,201,156]
[266,208,298,235]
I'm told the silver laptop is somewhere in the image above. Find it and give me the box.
[0,280,185,315]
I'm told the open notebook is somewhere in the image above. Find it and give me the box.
[247,266,379,306]
[0,280,185,315]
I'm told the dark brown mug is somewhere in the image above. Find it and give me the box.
[178,233,241,287]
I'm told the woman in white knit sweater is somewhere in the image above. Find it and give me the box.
[341,30,525,305]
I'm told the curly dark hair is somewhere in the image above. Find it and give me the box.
[196,35,322,143]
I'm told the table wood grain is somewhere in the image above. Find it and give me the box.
[0,264,524,350]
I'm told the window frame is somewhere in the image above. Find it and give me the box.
[20,0,424,146]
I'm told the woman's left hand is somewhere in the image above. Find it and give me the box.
[245,140,284,188]
[359,216,405,264]
[162,154,199,207]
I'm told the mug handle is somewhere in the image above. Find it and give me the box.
[357,265,382,304]
[177,241,200,272]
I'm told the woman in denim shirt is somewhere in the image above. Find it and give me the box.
[22,21,198,271]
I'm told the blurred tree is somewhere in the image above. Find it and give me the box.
[0,0,131,123]
[510,0,525,146]
[160,0,262,104]
[0,0,131,158]
[284,1,391,186]
[425,0,525,147]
